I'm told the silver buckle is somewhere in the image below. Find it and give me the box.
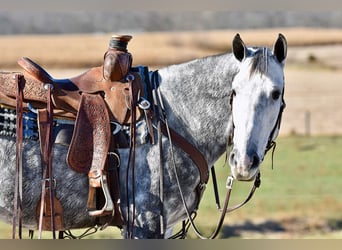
[226,176,234,189]
[42,178,57,190]
[110,122,122,135]
[125,74,135,82]
[43,83,54,91]
[138,98,151,110]
[27,102,38,114]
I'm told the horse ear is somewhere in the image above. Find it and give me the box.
[232,33,247,62]
[273,33,287,64]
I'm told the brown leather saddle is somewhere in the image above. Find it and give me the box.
[0,35,145,230]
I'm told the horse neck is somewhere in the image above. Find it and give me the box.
[158,53,238,165]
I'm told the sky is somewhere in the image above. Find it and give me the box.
[1,0,341,12]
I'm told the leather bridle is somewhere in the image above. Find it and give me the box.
[168,86,285,239]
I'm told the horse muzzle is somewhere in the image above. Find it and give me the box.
[229,148,260,181]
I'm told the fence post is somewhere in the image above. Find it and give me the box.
[305,111,311,136]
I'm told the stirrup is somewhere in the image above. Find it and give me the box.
[87,172,114,217]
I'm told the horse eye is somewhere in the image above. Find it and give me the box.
[271,90,281,100]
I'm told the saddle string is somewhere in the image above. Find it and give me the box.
[37,83,58,239]
[12,74,24,239]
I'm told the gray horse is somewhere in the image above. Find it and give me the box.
[0,33,287,238]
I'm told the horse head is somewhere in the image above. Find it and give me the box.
[229,33,287,181]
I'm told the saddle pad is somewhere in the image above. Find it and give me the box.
[67,93,111,174]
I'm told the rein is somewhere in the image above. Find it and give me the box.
[161,83,285,239]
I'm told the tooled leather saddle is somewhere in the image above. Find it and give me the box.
[0,35,146,231]
[1,35,210,238]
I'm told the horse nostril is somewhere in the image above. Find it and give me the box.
[229,150,237,166]
[252,154,260,168]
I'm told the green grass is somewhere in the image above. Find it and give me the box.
[1,135,341,239]
[189,135,342,238]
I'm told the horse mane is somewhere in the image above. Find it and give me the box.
[249,47,269,77]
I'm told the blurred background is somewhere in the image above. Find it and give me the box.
[0,0,341,239]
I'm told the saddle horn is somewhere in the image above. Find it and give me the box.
[103,35,133,81]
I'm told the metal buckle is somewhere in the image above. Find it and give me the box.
[107,152,121,169]
[27,102,38,114]
[42,178,56,190]
[110,122,122,135]
[226,176,234,189]
[125,74,135,82]
[138,98,151,110]
[43,83,54,91]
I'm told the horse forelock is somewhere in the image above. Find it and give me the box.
[249,47,270,77]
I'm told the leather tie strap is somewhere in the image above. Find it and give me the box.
[37,84,64,239]
[12,73,24,239]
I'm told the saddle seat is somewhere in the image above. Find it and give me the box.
[16,55,142,124]
[17,56,79,92]
[18,56,132,94]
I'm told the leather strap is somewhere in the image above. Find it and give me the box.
[125,79,139,238]
[12,73,24,239]
[170,173,261,239]
[37,84,64,238]
[160,123,209,197]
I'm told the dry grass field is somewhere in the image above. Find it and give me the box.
[1,27,341,135]
[1,28,342,69]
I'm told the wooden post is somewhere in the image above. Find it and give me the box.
[305,111,311,136]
